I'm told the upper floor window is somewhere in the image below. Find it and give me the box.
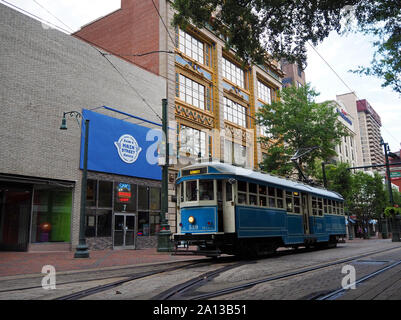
[257,81,272,105]
[178,29,204,65]
[222,57,245,88]
[179,125,207,158]
[179,74,205,110]
[224,97,247,128]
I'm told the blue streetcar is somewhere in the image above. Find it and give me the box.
[173,162,346,257]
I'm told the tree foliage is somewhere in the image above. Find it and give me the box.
[256,84,348,177]
[350,1,401,94]
[172,0,401,94]
[347,171,387,221]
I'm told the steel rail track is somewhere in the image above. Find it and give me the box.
[0,259,211,294]
[152,261,253,300]
[315,260,401,300]
[180,245,401,300]
[54,260,210,300]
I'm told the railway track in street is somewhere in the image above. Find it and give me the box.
[1,244,400,300]
[155,245,401,300]
[314,259,401,300]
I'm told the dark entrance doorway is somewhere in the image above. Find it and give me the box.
[0,184,32,251]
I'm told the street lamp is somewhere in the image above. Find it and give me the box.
[157,99,172,252]
[60,111,90,258]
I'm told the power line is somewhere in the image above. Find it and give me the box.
[1,0,164,121]
[150,0,176,47]
[307,41,399,147]
[32,0,75,33]
[0,0,72,34]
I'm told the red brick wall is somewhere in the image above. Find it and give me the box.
[74,0,160,75]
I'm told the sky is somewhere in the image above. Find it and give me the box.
[1,0,400,152]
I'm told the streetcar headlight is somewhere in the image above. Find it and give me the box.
[188,216,195,224]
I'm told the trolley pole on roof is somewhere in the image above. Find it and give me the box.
[157,99,172,252]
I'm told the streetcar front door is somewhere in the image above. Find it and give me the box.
[223,180,235,233]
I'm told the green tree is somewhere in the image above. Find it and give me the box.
[350,1,401,94]
[322,162,352,198]
[347,171,387,238]
[256,84,348,177]
[172,0,401,94]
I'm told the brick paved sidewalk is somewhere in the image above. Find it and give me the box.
[0,248,203,278]
[0,237,384,278]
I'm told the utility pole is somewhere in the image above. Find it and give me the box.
[381,139,394,206]
[157,99,172,252]
[381,138,393,240]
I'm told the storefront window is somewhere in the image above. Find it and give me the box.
[150,188,161,211]
[138,186,149,210]
[114,183,136,212]
[98,181,113,208]
[97,209,112,237]
[150,212,160,235]
[31,186,72,243]
[138,211,149,236]
[86,180,113,238]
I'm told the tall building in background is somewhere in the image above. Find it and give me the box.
[327,100,359,168]
[356,99,384,168]
[336,92,383,171]
[74,0,284,233]
[281,60,306,88]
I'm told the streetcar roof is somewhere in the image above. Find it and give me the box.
[178,162,344,201]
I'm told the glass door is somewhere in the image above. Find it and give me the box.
[113,213,136,249]
[124,215,136,247]
[0,185,32,251]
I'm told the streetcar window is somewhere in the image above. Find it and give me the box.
[318,198,323,216]
[238,193,247,204]
[249,183,258,206]
[226,181,233,201]
[312,196,318,216]
[237,181,247,205]
[286,191,293,212]
[199,180,214,201]
[249,183,257,194]
[323,199,328,213]
[259,185,267,207]
[260,195,267,207]
[293,193,301,214]
[259,185,267,195]
[328,200,332,214]
[276,188,284,208]
[269,197,276,208]
[186,180,198,201]
[238,181,247,192]
[249,194,257,205]
[179,183,184,202]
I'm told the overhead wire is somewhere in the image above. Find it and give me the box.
[307,41,399,147]
[11,0,165,122]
